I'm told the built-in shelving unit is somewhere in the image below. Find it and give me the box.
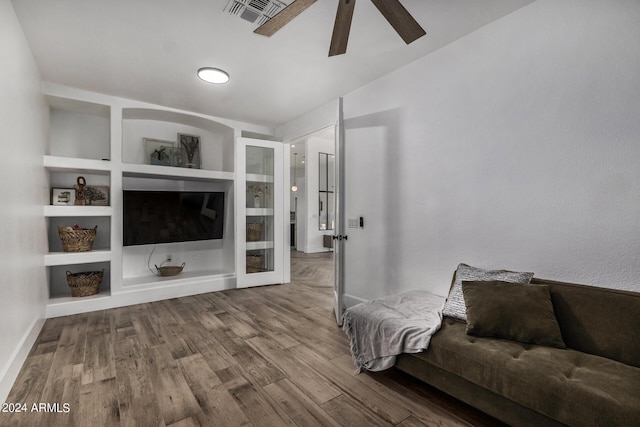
[121,163,234,182]
[44,249,113,267]
[44,205,113,217]
[122,268,235,288]
[119,106,237,301]
[44,155,112,173]
[43,94,113,315]
[46,293,113,319]
[42,85,280,318]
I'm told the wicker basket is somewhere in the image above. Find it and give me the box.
[155,263,185,277]
[66,270,103,297]
[58,225,98,252]
[246,223,263,242]
[246,254,264,273]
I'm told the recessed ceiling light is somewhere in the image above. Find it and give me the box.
[197,67,230,84]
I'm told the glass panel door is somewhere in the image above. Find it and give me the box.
[318,152,335,231]
[236,137,284,288]
[246,145,275,274]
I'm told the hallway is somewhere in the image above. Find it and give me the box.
[290,250,334,288]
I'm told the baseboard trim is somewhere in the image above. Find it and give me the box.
[343,293,367,308]
[0,313,46,403]
[303,246,332,254]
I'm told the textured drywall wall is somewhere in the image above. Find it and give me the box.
[339,0,640,301]
[0,0,48,401]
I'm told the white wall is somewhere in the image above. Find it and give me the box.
[50,108,110,159]
[0,0,49,401]
[276,100,337,142]
[280,0,640,302]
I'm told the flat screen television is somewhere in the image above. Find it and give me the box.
[123,190,224,246]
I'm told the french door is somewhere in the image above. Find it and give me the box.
[333,98,346,325]
[236,137,285,288]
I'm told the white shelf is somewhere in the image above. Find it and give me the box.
[122,268,235,288]
[122,163,234,182]
[246,208,274,216]
[45,249,112,266]
[246,241,275,251]
[48,291,111,303]
[46,292,112,318]
[246,173,274,183]
[44,155,111,173]
[44,205,113,217]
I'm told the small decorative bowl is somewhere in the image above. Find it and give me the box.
[155,262,185,277]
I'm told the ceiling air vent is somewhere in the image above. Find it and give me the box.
[224,0,290,26]
[240,8,261,23]
[249,0,269,11]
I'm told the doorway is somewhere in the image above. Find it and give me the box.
[288,126,336,288]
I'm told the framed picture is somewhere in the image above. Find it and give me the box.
[177,133,201,169]
[52,188,75,206]
[84,186,109,206]
[144,138,176,166]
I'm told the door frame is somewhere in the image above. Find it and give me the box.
[282,99,345,325]
[334,98,345,325]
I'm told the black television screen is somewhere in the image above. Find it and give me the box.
[123,190,224,246]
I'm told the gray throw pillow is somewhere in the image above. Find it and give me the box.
[462,280,566,348]
[442,263,534,322]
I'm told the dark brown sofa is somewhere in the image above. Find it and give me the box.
[395,278,640,427]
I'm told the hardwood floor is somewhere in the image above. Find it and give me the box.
[2,256,503,427]
[290,250,334,288]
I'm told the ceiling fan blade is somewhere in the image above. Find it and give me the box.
[370,0,426,44]
[254,0,317,37]
[329,0,357,57]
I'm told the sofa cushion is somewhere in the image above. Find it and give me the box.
[462,281,565,348]
[414,318,640,427]
[442,263,534,323]
[538,279,640,368]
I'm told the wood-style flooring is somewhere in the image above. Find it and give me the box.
[289,250,334,288]
[2,253,503,426]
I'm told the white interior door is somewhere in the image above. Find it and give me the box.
[333,98,346,325]
[236,137,285,288]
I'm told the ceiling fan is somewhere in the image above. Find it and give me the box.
[254,0,426,57]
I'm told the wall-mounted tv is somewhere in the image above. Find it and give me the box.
[123,190,224,246]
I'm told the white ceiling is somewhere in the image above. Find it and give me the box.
[11,0,534,128]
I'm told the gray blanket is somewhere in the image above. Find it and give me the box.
[342,290,445,372]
